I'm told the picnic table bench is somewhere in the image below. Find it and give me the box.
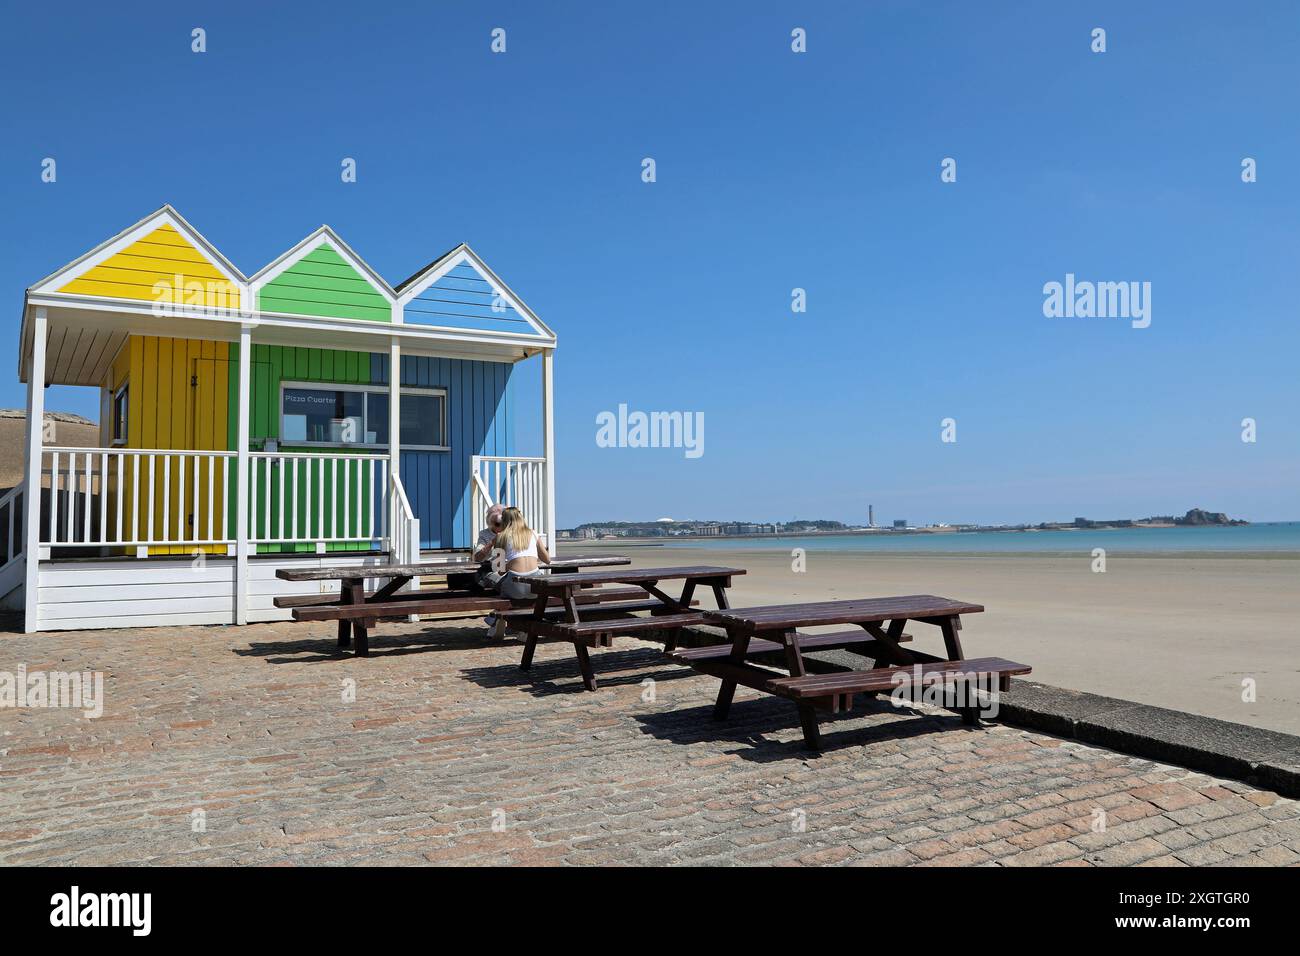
[669,595,1030,750]
[275,555,632,656]
[508,565,746,691]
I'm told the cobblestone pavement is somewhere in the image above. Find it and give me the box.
[2,618,1299,866]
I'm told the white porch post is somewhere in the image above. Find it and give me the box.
[234,324,252,624]
[23,307,47,633]
[542,349,557,554]
[388,338,402,557]
[389,338,419,614]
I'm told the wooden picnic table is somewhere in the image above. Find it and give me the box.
[509,565,746,691]
[275,555,632,656]
[669,595,1030,750]
[275,554,632,583]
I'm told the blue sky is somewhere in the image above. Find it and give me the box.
[1,1,1296,526]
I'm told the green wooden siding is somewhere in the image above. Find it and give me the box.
[228,343,381,553]
[257,244,391,322]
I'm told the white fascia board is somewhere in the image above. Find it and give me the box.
[26,291,553,351]
[25,291,553,350]
[252,308,555,350]
[18,292,553,381]
[26,291,252,326]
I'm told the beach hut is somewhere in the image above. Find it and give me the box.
[1,205,556,632]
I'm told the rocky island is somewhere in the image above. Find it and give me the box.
[1057,508,1248,530]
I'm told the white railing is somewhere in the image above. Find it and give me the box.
[43,447,238,548]
[0,481,24,569]
[248,451,386,546]
[39,447,411,554]
[388,470,420,564]
[471,454,549,546]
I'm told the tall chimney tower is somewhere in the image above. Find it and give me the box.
[869,505,874,528]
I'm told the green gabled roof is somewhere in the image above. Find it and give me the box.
[257,242,391,322]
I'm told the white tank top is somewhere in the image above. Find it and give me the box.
[503,532,537,562]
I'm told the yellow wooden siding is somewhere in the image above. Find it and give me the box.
[58,224,241,309]
[105,335,232,555]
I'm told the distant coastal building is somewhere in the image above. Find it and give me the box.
[722,523,777,535]
[893,520,908,529]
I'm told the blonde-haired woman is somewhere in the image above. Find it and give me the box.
[494,506,552,601]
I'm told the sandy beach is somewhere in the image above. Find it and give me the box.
[568,541,1300,736]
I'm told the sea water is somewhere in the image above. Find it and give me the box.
[667,522,1300,554]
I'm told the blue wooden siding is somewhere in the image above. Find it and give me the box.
[370,354,514,549]
[403,260,543,336]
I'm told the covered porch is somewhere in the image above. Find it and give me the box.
[6,300,556,632]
